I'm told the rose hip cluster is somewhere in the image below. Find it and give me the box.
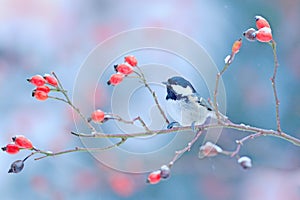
[243,16,273,43]
[147,165,171,184]
[1,135,34,173]
[2,135,33,154]
[27,74,58,100]
[107,55,138,86]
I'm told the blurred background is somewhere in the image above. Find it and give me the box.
[0,0,300,199]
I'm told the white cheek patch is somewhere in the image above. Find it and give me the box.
[171,85,194,96]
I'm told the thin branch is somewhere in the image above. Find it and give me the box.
[105,114,151,132]
[104,113,136,124]
[51,72,96,133]
[222,132,262,157]
[269,40,282,133]
[168,129,203,168]
[33,138,126,161]
[71,123,220,138]
[71,120,300,147]
[213,62,230,122]
[48,96,69,103]
[224,120,300,146]
[136,66,170,124]
[133,116,151,132]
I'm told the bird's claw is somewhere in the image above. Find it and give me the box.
[191,121,197,133]
[167,122,180,129]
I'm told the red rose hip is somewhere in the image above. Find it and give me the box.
[116,64,133,75]
[255,27,273,42]
[27,75,46,87]
[12,135,33,149]
[147,170,161,184]
[44,74,58,87]
[255,16,270,29]
[2,143,20,154]
[124,55,138,67]
[107,74,124,86]
[32,90,48,101]
[91,109,105,123]
[36,85,50,93]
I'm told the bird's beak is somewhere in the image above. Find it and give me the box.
[162,81,168,85]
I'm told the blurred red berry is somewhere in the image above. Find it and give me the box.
[12,135,33,149]
[109,174,135,197]
[36,85,50,93]
[2,143,20,154]
[116,64,133,75]
[107,74,124,86]
[27,75,46,87]
[147,170,161,184]
[255,27,273,42]
[91,109,105,123]
[124,55,138,67]
[255,16,270,29]
[44,74,58,87]
[32,90,48,101]
[231,38,242,54]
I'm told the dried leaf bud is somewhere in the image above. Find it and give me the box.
[238,156,252,169]
[8,160,24,173]
[199,142,223,159]
[224,55,232,64]
[160,165,170,179]
[243,28,257,42]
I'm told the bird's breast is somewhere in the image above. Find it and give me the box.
[165,99,210,126]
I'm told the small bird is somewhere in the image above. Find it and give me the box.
[163,76,225,128]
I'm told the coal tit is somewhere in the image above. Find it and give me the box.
[163,76,224,127]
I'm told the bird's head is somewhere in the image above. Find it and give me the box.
[162,76,196,100]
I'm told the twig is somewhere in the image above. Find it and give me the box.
[224,120,300,146]
[48,96,69,103]
[136,66,170,124]
[229,132,262,157]
[51,72,96,133]
[213,62,230,122]
[168,129,203,168]
[33,138,126,161]
[133,116,151,132]
[269,40,282,133]
[105,114,151,132]
[104,113,137,124]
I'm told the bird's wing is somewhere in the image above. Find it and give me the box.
[193,94,228,120]
[192,93,213,111]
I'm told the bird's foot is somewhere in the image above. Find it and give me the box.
[191,121,197,133]
[167,122,180,129]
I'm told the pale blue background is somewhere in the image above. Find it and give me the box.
[0,0,299,199]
